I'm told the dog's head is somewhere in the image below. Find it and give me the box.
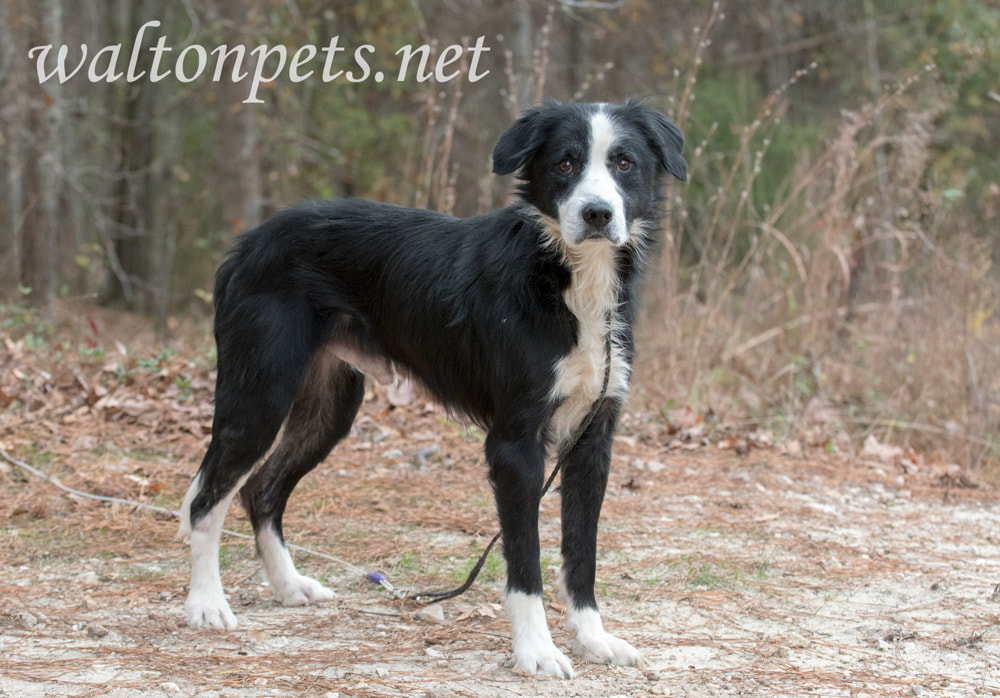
[492,100,687,249]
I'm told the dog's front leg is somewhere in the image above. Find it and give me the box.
[487,432,574,679]
[559,400,645,668]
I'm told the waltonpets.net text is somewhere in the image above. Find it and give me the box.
[28,21,491,104]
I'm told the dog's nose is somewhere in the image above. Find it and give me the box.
[582,201,614,230]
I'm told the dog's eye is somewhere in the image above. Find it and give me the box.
[558,159,573,174]
[617,158,632,172]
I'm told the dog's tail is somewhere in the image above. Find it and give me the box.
[212,248,240,322]
[209,221,328,430]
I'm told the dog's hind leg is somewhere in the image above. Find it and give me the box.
[180,295,315,630]
[180,399,288,630]
[240,350,365,606]
[558,399,644,667]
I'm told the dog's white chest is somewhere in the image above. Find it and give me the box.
[548,246,630,447]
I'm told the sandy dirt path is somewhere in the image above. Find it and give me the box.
[2,397,998,697]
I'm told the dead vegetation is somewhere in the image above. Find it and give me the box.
[1,310,998,697]
[639,29,1000,471]
[2,5,999,693]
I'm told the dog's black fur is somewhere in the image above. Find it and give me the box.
[181,100,686,677]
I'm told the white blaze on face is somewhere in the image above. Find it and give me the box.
[557,109,627,246]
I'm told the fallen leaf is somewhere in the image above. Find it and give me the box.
[861,434,903,464]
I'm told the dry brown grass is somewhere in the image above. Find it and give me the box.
[2,13,999,689]
[635,44,1000,469]
[2,379,998,695]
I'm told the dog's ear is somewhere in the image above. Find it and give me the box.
[630,103,688,182]
[492,106,549,176]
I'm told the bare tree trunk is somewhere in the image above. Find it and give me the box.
[566,9,587,96]
[767,0,790,90]
[215,0,261,237]
[863,0,896,289]
[152,113,178,338]
[510,0,534,112]
[843,0,897,323]
[0,0,21,288]
[10,0,58,304]
[99,0,161,313]
[52,1,89,296]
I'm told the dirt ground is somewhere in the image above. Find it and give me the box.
[1,334,999,697]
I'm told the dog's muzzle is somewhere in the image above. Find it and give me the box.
[580,200,624,243]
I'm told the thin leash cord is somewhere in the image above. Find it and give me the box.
[411,321,614,604]
[2,323,616,604]
[409,456,561,604]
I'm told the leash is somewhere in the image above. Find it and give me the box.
[3,326,616,606]
[410,319,615,604]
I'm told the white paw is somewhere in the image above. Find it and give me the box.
[568,607,645,667]
[572,629,645,667]
[505,591,575,679]
[257,526,336,607]
[510,639,575,679]
[274,573,336,606]
[185,589,238,630]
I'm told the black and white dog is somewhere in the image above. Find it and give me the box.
[179,100,686,678]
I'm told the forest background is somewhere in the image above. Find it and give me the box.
[2,0,999,467]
